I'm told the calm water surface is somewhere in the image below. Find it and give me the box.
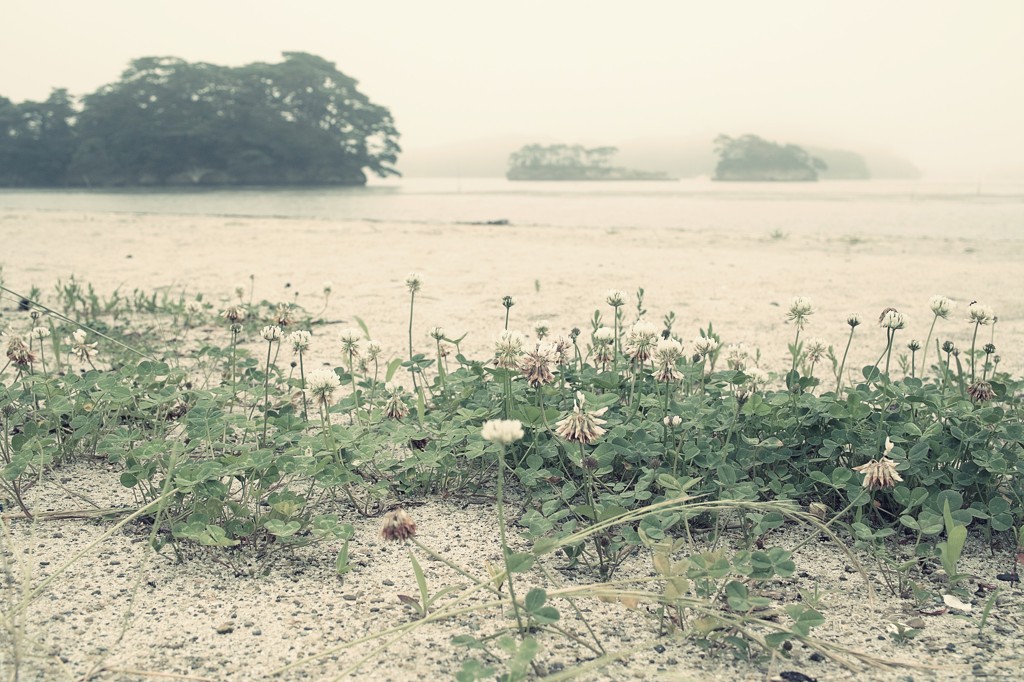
[2,178,1021,239]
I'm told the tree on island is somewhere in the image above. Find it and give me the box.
[0,53,400,187]
[507,144,671,181]
[0,90,77,186]
[713,134,827,181]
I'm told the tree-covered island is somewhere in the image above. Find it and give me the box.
[0,53,400,187]
[713,134,827,181]
[506,144,674,181]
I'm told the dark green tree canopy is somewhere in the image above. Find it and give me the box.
[713,134,826,182]
[0,53,400,187]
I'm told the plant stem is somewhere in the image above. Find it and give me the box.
[261,341,273,446]
[495,442,526,634]
[969,321,981,382]
[835,327,855,394]
[920,314,938,378]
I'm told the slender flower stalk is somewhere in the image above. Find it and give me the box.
[259,325,281,445]
[406,273,422,397]
[502,296,515,331]
[835,314,860,394]
[787,296,814,372]
[606,290,627,375]
[288,331,312,421]
[340,327,362,423]
[920,296,953,377]
[967,303,994,382]
[481,420,526,635]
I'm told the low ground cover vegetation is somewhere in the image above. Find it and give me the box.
[1,273,1021,680]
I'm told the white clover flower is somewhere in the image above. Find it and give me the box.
[405,272,423,293]
[520,341,557,387]
[594,327,615,343]
[879,309,907,330]
[494,330,525,369]
[306,368,341,405]
[550,335,572,365]
[554,392,609,445]
[220,305,246,323]
[260,325,281,342]
[429,326,445,341]
[929,295,954,319]
[32,326,51,340]
[366,341,383,362]
[481,419,524,444]
[605,289,627,307]
[883,436,894,455]
[72,329,88,345]
[724,343,750,370]
[68,329,97,362]
[534,320,550,340]
[502,295,516,308]
[662,415,682,427]
[625,321,660,363]
[847,314,861,328]
[288,330,312,353]
[804,337,829,363]
[339,327,362,355]
[787,296,814,328]
[691,335,720,358]
[967,304,995,326]
[186,301,203,315]
[745,367,771,390]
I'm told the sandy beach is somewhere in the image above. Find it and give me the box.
[2,208,1021,376]
[1,206,1023,681]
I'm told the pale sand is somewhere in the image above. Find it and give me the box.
[1,208,1021,376]
[1,208,1023,681]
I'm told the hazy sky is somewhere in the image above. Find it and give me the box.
[3,1,1022,178]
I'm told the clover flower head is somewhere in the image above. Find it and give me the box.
[381,508,417,542]
[879,308,906,330]
[624,321,659,363]
[534,320,550,340]
[322,281,334,296]
[366,341,383,362]
[6,336,35,368]
[502,295,516,309]
[494,330,525,369]
[745,367,771,390]
[481,419,524,444]
[405,272,423,293]
[967,380,995,403]
[593,327,615,344]
[383,384,408,420]
[724,343,750,370]
[853,457,903,491]
[68,330,97,363]
[260,325,281,342]
[967,303,995,326]
[550,335,572,365]
[520,342,557,387]
[427,327,445,342]
[662,415,682,428]
[847,314,861,328]
[220,305,246,324]
[691,335,720,358]
[32,326,50,340]
[288,330,312,353]
[907,339,922,352]
[306,368,340,406]
[929,295,954,319]
[804,337,828,363]
[787,297,814,328]
[273,304,295,327]
[339,327,362,355]
[554,392,609,445]
[605,289,627,308]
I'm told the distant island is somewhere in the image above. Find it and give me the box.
[0,53,400,187]
[506,144,674,181]
[713,134,827,182]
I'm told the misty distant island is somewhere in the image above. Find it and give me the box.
[506,145,674,181]
[713,134,827,182]
[0,53,399,187]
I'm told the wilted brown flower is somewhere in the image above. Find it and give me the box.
[967,380,995,403]
[273,304,295,327]
[381,508,417,542]
[6,336,35,368]
[554,392,608,445]
[519,343,556,387]
[383,386,409,420]
[220,305,246,323]
[852,457,903,491]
